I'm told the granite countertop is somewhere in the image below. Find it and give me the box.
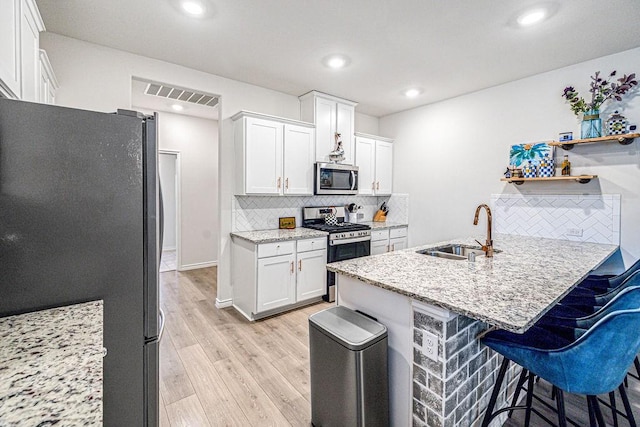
[360,221,408,230]
[328,234,617,333]
[0,301,104,426]
[231,228,328,244]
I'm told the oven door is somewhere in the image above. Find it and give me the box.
[328,238,371,262]
[326,237,371,302]
[316,163,358,195]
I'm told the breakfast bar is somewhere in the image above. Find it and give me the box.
[328,234,618,426]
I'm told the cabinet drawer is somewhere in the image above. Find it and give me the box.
[371,229,390,242]
[297,237,327,253]
[389,227,408,239]
[258,241,295,258]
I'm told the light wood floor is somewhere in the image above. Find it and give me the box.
[159,268,640,426]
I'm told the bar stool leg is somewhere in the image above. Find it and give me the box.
[555,388,567,427]
[592,396,606,427]
[618,384,637,427]
[609,391,619,427]
[588,396,597,427]
[524,373,535,427]
[481,357,509,427]
[508,368,528,418]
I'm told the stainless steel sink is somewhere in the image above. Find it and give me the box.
[417,244,501,261]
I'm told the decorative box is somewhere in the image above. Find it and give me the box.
[606,111,628,136]
[538,154,555,178]
[522,160,537,178]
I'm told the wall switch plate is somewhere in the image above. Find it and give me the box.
[566,228,583,237]
[421,330,438,362]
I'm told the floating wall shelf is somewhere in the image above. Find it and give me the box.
[549,133,639,150]
[501,175,597,185]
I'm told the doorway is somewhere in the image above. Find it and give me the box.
[159,150,180,272]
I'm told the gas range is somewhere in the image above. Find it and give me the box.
[302,206,371,244]
[302,206,372,302]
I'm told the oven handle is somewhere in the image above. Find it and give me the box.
[349,171,357,191]
[330,236,371,246]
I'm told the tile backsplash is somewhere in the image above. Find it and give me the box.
[232,193,409,232]
[491,194,620,245]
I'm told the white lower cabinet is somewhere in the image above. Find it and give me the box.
[257,253,296,312]
[370,227,408,255]
[232,236,327,320]
[296,248,327,301]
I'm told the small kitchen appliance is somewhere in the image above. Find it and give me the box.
[303,206,371,301]
[315,163,359,195]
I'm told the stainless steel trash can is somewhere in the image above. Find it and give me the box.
[309,306,389,427]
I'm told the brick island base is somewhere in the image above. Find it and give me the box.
[337,274,522,427]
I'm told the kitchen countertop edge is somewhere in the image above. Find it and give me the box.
[231,228,328,244]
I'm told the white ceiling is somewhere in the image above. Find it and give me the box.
[36,0,640,117]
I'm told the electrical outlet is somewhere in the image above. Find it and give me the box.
[566,228,583,237]
[421,331,438,362]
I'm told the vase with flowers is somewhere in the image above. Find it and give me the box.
[562,70,637,139]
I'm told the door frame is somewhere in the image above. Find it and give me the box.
[159,149,182,271]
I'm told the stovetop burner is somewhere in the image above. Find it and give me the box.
[302,205,371,234]
[304,222,371,233]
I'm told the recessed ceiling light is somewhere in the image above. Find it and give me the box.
[404,88,422,98]
[517,8,546,26]
[182,1,205,16]
[323,54,350,70]
[171,104,184,111]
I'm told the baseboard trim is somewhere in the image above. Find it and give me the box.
[178,260,218,271]
[216,298,233,309]
[162,246,176,251]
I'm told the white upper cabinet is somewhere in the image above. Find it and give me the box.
[0,0,45,100]
[300,91,357,165]
[355,133,394,196]
[39,50,58,104]
[283,124,315,195]
[245,116,283,195]
[0,0,21,97]
[233,111,315,196]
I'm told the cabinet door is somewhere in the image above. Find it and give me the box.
[296,249,327,301]
[283,124,314,195]
[0,0,21,97]
[20,0,41,102]
[257,254,295,313]
[371,239,389,255]
[245,117,283,194]
[336,102,355,165]
[355,136,376,195]
[375,140,393,195]
[314,97,336,162]
[389,237,408,252]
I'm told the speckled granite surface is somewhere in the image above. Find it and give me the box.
[359,221,408,230]
[231,228,328,243]
[328,234,617,333]
[0,301,103,426]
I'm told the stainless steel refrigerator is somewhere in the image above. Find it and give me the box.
[0,98,162,426]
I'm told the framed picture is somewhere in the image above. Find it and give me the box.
[279,217,296,229]
[509,142,554,168]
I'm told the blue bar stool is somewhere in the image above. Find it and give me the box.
[572,259,640,296]
[559,270,640,312]
[480,308,640,427]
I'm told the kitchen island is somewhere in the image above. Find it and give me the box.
[327,234,617,427]
[0,301,104,426]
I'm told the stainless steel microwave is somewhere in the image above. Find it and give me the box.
[315,163,359,195]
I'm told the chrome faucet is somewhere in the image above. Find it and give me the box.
[473,204,494,257]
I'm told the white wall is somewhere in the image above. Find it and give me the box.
[158,153,177,251]
[41,32,380,305]
[380,47,640,265]
[158,113,218,268]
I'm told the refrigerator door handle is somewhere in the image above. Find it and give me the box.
[158,308,166,341]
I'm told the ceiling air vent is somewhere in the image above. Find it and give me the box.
[144,83,219,107]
